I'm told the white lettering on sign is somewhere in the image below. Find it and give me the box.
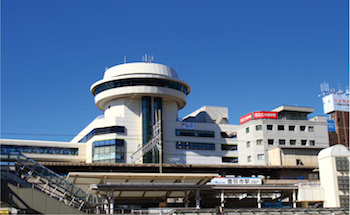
[253,111,278,119]
[239,113,253,124]
[240,111,278,124]
[209,177,262,185]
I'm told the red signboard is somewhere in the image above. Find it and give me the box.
[239,113,253,124]
[239,111,278,124]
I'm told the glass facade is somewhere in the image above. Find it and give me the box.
[78,126,125,143]
[92,78,189,96]
[92,139,125,163]
[0,145,78,155]
[336,157,349,171]
[176,142,215,150]
[175,129,215,138]
[142,96,162,163]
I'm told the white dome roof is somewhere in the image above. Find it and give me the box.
[103,62,179,80]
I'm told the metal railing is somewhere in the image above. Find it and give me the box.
[1,152,99,212]
[131,113,162,163]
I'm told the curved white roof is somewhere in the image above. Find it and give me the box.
[103,62,179,80]
[318,144,350,159]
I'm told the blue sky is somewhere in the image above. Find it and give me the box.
[1,0,349,141]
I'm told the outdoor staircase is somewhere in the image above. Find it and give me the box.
[131,113,162,163]
[0,152,100,214]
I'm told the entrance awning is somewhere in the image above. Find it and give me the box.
[67,172,218,198]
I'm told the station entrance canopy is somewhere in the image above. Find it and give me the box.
[67,172,217,199]
[67,172,298,209]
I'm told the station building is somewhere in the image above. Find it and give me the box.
[1,61,348,214]
[1,62,330,166]
[69,62,238,165]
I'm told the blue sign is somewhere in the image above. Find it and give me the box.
[327,120,336,132]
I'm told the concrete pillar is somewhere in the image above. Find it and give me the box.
[220,189,225,213]
[292,189,297,208]
[195,190,200,209]
[257,190,262,208]
[109,192,114,214]
[104,200,108,214]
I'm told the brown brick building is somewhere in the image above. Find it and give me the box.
[328,111,349,147]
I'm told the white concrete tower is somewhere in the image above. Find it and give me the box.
[72,62,190,164]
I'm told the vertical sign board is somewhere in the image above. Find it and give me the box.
[327,120,336,132]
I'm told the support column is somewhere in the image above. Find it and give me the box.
[195,190,201,209]
[220,189,225,213]
[104,198,108,214]
[110,192,114,214]
[292,189,297,208]
[257,190,262,208]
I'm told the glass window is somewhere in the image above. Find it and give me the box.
[340,195,349,208]
[289,125,295,131]
[300,126,306,131]
[246,127,250,133]
[268,139,274,145]
[222,157,238,163]
[336,157,349,171]
[246,141,250,148]
[92,139,125,163]
[257,154,265,160]
[290,139,296,145]
[247,156,252,162]
[309,140,315,146]
[255,125,262,131]
[278,125,284,131]
[308,126,314,132]
[220,132,236,138]
[279,139,285,145]
[93,78,189,96]
[175,129,215,138]
[301,140,307,145]
[338,176,350,191]
[267,125,273,130]
[256,139,263,145]
[176,142,215,150]
[221,144,237,151]
[79,126,126,143]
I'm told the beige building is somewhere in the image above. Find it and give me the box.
[268,146,321,167]
[237,106,329,166]
[318,144,350,207]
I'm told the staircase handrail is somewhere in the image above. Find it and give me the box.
[0,151,96,211]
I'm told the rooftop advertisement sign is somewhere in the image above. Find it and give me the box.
[239,111,278,124]
[322,94,349,114]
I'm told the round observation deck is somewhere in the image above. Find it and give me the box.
[91,62,190,111]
